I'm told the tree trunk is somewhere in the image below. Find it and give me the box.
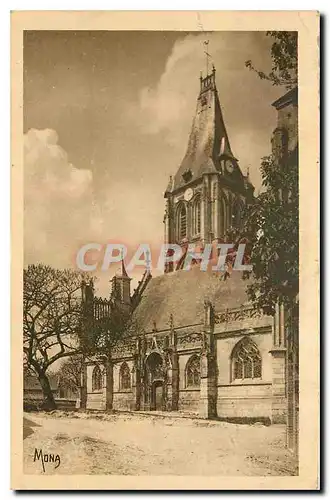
[105,357,113,412]
[38,371,56,410]
[80,361,87,410]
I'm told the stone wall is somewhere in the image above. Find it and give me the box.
[216,330,273,421]
[113,391,134,411]
[178,389,200,413]
[86,392,105,410]
[83,319,287,423]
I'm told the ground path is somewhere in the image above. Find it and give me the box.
[23,411,297,476]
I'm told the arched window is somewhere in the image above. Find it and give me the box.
[178,204,187,240]
[186,355,201,388]
[92,365,102,392]
[231,338,262,381]
[193,198,201,235]
[119,362,131,390]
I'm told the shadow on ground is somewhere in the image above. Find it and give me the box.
[23,416,40,440]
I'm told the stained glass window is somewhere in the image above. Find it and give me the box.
[186,355,201,387]
[92,365,102,392]
[232,338,262,381]
[120,362,131,390]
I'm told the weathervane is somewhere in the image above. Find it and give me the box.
[203,40,211,76]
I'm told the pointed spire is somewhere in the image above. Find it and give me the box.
[203,40,211,76]
[165,175,174,195]
[121,258,129,278]
[110,249,131,305]
[115,248,130,279]
[173,63,237,191]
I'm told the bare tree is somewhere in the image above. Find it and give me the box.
[84,307,130,411]
[23,264,89,409]
[57,355,84,398]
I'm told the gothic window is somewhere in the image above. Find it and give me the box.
[186,355,201,388]
[119,362,131,390]
[231,338,262,381]
[92,365,102,392]
[193,197,201,235]
[178,204,187,239]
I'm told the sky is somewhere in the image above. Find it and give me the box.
[24,30,283,296]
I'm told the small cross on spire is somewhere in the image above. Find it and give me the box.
[203,40,211,76]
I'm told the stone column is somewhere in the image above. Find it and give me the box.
[162,365,168,412]
[170,329,179,411]
[270,302,287,424]
[166,363,173,412]
[199,347,217,419]
[171,351,179,411]
[132,361,141,411]
[139,337,148,411]
[79,360,87,410]
[286,302,299,453]
[199,301,217,419]
[105,357,114,412]
[214,178,219,239]
[200,189,206,244]
[132,339,142,410]
[204,176,211,243]
[164,198,174,273]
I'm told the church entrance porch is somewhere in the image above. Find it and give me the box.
[142,351,167,411]
[151,380,164,411]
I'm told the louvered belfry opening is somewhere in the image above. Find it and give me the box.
[179,205,187,239]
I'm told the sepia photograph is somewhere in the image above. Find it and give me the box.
[11,11,319,490]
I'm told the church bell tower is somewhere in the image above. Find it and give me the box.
[163,64,254,273]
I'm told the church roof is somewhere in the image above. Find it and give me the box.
[272,87,298,110]
[132,266,252,333]
[172,68,237,192]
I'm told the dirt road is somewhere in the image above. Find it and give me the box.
[23,411,297,476]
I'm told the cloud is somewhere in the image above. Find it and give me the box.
[24,128,162,295]
[24,128,101,269]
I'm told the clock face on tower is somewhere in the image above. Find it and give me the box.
[184,187,194,201]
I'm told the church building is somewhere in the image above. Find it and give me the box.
[80,66,294,425]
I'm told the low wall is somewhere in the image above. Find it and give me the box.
[217,383,272,421]
[86,392,105,410]
[178,389,200,413]
[55,398,78,411]
[113,391,134,411]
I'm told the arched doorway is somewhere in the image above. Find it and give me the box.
[144,352,165,411]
